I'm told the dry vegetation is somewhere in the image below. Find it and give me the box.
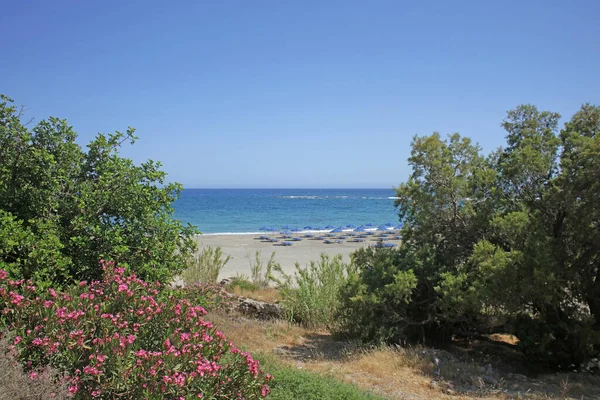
[0,335,69,400]
[228,285,282,303]
[207,309,600,400]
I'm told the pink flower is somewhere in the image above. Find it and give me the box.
[0,269,7,280]
[261,384,270,397]
[96,354,106,363]
[67,385,78,394]
[13,336,22,345]
[9,292,24,305]
[91,390,101,397]
[83,365,101,376]
[44,300,53,308]
[29,371,38,379]
[117,283,129,292]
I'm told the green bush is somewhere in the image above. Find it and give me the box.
[0,262,271,399]
[250,251,277,288]
[272,254,356,329]
[339,104,600,367]
[0,94,197,286]
[182,245,231,285]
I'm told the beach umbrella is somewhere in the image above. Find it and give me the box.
[303,225,314,230]
[313,226,323,231]
[365,223,375,227]
[281,225,292,230]
[394,223,404,230]
[345,224,356,229]
[354,225,366,232]
[291,227,302,232]
[385,222,395,227]
[281,229,292,235]
[331,226,344,233]
[259,225,270,231]
[377,225,389,231]
[324,225,335,229]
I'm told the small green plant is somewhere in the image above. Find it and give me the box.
[250,251,277,288]
[271,253,357,329]
[182,245,231,284]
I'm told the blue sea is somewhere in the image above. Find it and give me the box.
[173,189,400,234]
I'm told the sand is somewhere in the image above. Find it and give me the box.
[194,233,385,279]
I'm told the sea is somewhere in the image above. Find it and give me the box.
[173,189,400,234]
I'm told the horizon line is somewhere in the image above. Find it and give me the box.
[182,187,396,190]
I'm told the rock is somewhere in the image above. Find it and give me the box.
[237,297,284,320]
[219,278,231,286]
[170,276,186,289]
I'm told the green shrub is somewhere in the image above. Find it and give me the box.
[272,254,356,329]
[250,251,277,288]
[0,261,270,399]
[340,104,600,367]
[0,94,198,287]
[183,246,231,285]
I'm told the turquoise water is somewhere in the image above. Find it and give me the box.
[173,189,400,234]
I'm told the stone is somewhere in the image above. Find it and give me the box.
[237,297,284,320]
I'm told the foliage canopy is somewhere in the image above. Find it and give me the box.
[340,104,600,366]
[0,95,197,285]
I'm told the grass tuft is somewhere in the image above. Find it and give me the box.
[182,245,231,284]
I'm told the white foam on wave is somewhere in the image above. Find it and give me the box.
[200,231,264,236]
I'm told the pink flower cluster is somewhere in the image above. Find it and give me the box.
[0,262,271,399]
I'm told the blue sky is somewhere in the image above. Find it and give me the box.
[1,1,599,188]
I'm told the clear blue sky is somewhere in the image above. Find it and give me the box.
[2,1,599,188]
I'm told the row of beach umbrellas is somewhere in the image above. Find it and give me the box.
[259,222,403,233]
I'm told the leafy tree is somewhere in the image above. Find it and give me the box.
[0,95,197,286]
[340,104,600,367]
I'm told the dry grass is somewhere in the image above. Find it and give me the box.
[0,334,69,400]
[207,309,600,400]
[228,285,282,303]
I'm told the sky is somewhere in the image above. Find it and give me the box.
[1,1,599,189]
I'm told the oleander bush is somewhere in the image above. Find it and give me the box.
[0,261,271,399]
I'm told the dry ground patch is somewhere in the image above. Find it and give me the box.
[207,310,600,400]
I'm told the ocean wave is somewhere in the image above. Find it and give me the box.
[281,195,350,199]
[200,231,263,236]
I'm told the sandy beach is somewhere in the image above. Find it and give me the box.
[195,233,390,279]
